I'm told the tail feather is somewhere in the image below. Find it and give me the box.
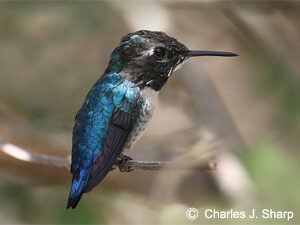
[67,190,83,209]
[67,168,91,209]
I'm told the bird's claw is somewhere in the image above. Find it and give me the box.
[119,155,133,172]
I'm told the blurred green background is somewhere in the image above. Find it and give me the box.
[0,1,299,224]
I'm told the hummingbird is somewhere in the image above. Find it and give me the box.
[67,30,237,209]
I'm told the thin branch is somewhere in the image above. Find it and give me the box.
[116,159,217,171]
[0,139,216,171]
[0,139,70,168]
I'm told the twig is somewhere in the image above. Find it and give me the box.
[0,139,216,171]
[116,159,216,171]
[0,139,70,168]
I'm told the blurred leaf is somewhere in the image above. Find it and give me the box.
[254,56,300,131]
[56,203,100,225]
[240,143,300,211]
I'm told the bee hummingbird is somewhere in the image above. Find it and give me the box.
[67,30,237,209]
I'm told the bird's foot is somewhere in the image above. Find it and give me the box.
[118,155,133,172]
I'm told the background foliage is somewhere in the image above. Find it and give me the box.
[0,1,299,224]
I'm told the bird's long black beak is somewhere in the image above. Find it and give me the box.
[187,50,238,57]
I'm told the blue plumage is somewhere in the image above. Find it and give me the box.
[67,73,139,208]
[67,30,237,209]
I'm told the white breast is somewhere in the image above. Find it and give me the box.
[123,87,158,154]
[140,86,159,107]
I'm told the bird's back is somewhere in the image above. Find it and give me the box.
[67,73,140,208]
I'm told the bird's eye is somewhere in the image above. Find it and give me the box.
[154,47,166,58]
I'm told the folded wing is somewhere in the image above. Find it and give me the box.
[67,75,139,209]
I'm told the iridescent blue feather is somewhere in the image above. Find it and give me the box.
[67,73,139,209]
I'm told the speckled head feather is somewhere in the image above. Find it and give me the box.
[105,30,189,91]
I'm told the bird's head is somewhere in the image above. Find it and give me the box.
[106,30,237,91]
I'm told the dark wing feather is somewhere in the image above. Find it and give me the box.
[83,108,132,193]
